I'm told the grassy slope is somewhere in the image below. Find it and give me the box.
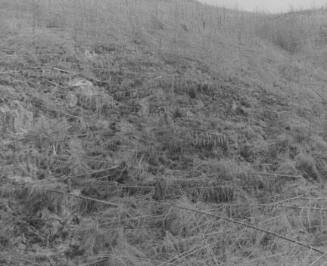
[1,0,327,265]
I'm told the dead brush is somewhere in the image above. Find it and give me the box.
[214,159,251,181]
[108,229,150,266]
[238,172,285,199]
[153,125,194,170]
[73,218,118,257]
[189,130,229,152]
[17,184,66,217]
[173,77,216,100]
[185,184,234,204]
[200,185,234,203]
[160,231,190,258]
[290,123,312,145]
[300,207,327,234]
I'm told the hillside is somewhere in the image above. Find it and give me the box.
[1,0,327,265]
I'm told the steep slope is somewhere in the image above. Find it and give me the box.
[1,0,327,265]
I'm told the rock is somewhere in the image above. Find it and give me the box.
[67,78,116,112]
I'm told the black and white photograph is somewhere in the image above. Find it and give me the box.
[1,0,327,265]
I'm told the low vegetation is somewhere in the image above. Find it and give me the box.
[1,0,327,265]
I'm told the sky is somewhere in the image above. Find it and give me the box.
[198,0,327,13]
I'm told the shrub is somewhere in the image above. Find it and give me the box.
[257,17,311,53]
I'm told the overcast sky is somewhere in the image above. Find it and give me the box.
[198,0,327,13]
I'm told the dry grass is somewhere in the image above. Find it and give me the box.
[1,0,327,265]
